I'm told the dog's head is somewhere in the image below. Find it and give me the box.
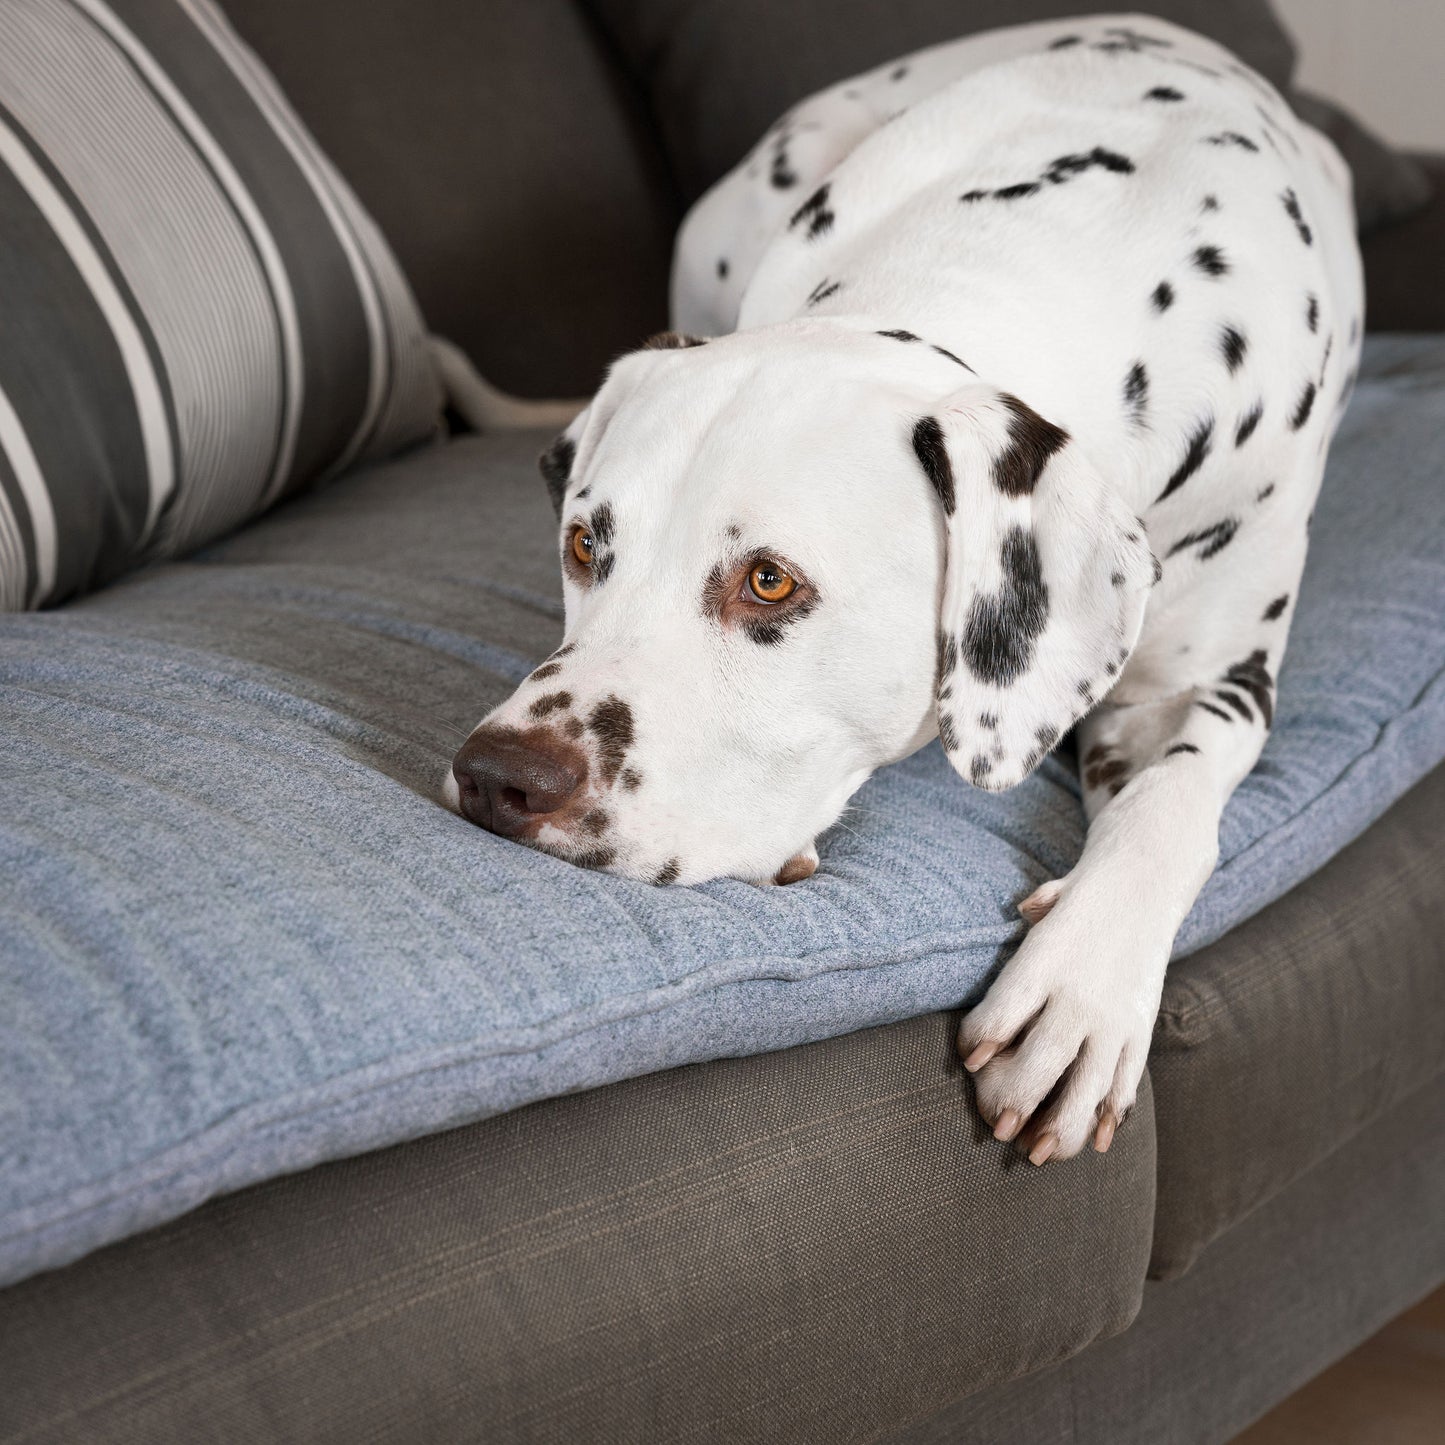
[446,321,1154,885]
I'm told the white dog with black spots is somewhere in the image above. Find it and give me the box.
[445,14,1363,1167]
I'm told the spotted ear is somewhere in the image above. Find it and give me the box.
[917,385,1157,790]
[537,406,592,519]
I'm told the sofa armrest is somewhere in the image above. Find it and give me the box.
[1363,154,1445,332]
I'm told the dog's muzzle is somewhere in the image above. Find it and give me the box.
[452,729,586,838]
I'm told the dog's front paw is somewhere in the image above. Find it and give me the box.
[958,877,1169,1163]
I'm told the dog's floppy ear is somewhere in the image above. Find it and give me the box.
[538,407,590,519]
[918,385,1157,790]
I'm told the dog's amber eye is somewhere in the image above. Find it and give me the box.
[748,561,797,604]
[570,526,594,567]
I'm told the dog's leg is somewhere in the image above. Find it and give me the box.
[958,662,1281,1162]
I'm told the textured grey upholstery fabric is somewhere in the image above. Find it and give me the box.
[887,1071,1445,1445]
[1150,763,1445,1279]
[0,1015,1155,1445]
[589,0,1429,228]
[224,0,679,397]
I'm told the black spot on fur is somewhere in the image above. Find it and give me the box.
[571,847,616,871]
[1035,725,1059,751]
[538,434,574,517]
[1146,86,1184,101]
[529,691,573,718]
[1256,482,1275,502]
[1281,188,1313,244]
[1156,417,1214,502]
[717,258,729,279]
[1306,293,1319,333]
[878,328,919,342]
[642,330,707,350]
[807,278,843,306]
[931,343,972,370]
[1220,325,1248,373]
[770,147,798,190]
[1151,280,1175,312]
[1290,381,1317,431]
[969,753,992,783]
[979,712,998,730]
[935,629,958,685]
[1166,517,1239,561]
[1124,362,1149,426]
[1201,194,1220,212]
[1235,401,1263,448]
[1192,244,1229,277]
[1216,688,1254,722]
[530,662,563,682]
[1204,131,1259,152]
[912,416,955,513]
[891,64,909,80]
[1225,650,1275,727]
[620,767,642,791]
[593,552,616,586]
[580,808,610,836]
[1102,25,1171,47]
[1049,35,1081,49]
[1111,571,1125,587]
[589,696,635,785]
[960,188,989,203]
[1165,743,1201,757]
[994,395,1069,496]
[938,712,959,752]
[1043,147,1136,185]
[1262,594,1289,621]
[654,859,681,886]
[1196,699,1234,723]
[961,527,1050,686]
[790,183,835,239]
[995,181,1042,201]
[590,502,615,546]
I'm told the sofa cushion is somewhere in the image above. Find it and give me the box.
[0,1016,1156,1443]
[2,335,1444,1288]
[1148,763,1445,1280]
[224,0,679,398]
[591,0,1431,229]
[0,0,440,611]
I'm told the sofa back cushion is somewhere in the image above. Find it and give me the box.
[591,0,1430,228]
[224,0,681,399]
[0,0,441,611]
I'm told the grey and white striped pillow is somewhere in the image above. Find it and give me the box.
[0,0,442,610]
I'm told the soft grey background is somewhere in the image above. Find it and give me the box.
[1278,0,1445,147]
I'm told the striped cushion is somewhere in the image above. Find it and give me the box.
[0,0,442,611]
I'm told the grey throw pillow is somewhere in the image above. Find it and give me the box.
[591,0,1431,230]
[0,0,442,611]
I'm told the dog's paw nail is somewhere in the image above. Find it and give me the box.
[1018,879,1064,925]
[992,1108,1023,1142]
[1028,1134,1057,1166]
[963,1040,999,1072]
[1094,1114,1117,1154]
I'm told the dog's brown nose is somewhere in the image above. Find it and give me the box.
[452,730,586,836]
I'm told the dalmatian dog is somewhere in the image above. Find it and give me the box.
[445,14,1363,1165]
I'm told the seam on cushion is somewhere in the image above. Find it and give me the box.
[0,926,1010,1248]
[6,671,1445,1250]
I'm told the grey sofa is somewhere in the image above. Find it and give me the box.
[2,2,1444,1441]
